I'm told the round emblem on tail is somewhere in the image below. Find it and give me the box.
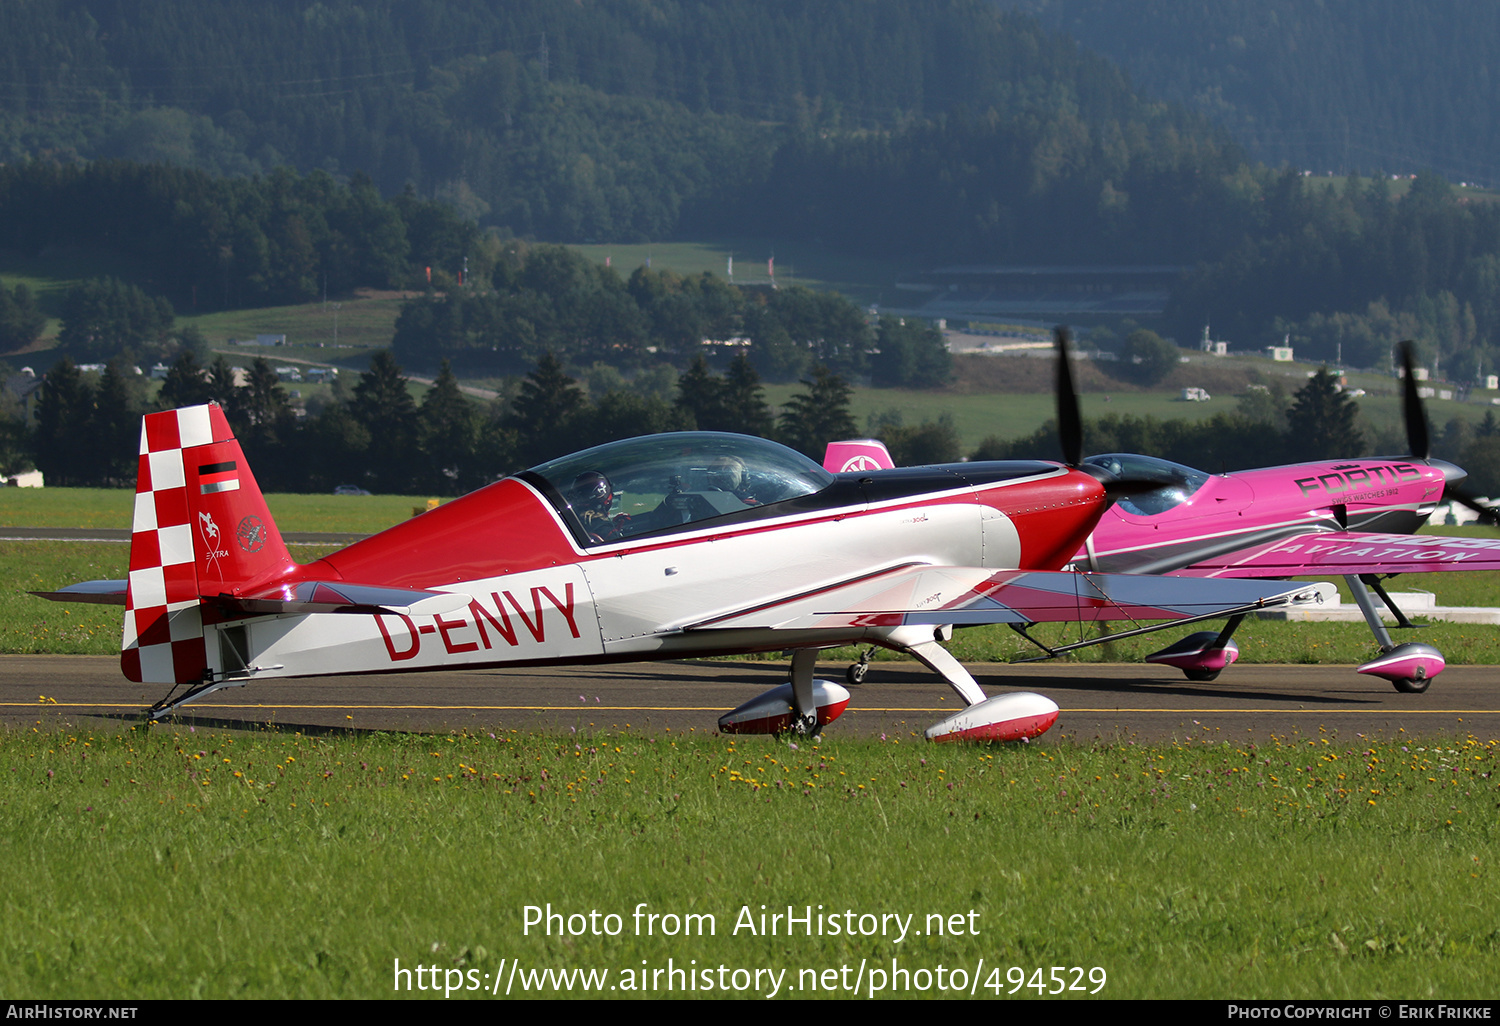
[237,515,266,553]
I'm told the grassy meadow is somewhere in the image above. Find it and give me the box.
[0,725,1493,998]
[0,488,427,534]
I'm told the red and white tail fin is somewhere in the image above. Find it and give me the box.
[123,403,296,683]
[822,438,895,473]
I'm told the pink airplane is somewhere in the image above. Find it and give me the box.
[825,339,1500,693]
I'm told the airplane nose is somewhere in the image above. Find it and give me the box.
[1429,458,1468,488]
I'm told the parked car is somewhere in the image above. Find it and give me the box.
[333,485,371,496]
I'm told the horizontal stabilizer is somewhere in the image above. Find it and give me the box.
[32,580,128,605]
[219,581,472,617]
[33,578,468,618]
[689,566,1317,632]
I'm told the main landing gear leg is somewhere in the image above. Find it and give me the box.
[1345,573,1444,693]
[789,648,820,736]
[906,639,987,706]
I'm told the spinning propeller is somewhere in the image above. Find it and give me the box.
[1397,340,1498,525]
[1053,325,1177,500]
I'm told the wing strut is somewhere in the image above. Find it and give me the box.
[1007,596,1298,662]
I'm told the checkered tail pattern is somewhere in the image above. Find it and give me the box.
[121,404,294,683]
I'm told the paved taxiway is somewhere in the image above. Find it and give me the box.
[3,655,1495,742]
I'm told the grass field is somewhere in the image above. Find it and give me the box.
[567,238,914,309]
[1,725,1493,998]
[180,288,407,363]
[0,488,429,534]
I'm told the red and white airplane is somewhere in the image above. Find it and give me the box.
[39,374,1317,743]
[824,339,1500,694]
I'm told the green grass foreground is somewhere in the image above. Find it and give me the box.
[0,726,1494,999]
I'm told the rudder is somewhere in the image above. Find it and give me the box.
[123,403,296,683]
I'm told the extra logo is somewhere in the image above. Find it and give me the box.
[198,511,229,574]
[840,455,885,472]
[237,515,266,553]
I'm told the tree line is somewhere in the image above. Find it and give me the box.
[0,161,482,310]
[27,344,1500,500]
[391,242,950,384]
[19,348,869,494]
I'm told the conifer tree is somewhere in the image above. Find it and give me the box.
[158,350,214,409]
[674,355,725,430]
[352,349,419,492]
[1284,368,1365,461]
[511,352,585,465]
[88,360,138,486]
[721,351,772,437]
[778,365,856,457]
[33,358,94,486]
[419,360,478,493]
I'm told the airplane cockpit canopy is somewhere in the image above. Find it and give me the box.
[524,432,836,545]
[1082,453,1211,516]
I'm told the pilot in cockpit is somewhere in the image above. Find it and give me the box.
[706,455,759,505]
[569,471,631,542]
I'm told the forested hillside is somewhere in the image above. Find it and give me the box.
[1001,0,1500,186]
[0,0,1234,250]
[7,1,1500,380]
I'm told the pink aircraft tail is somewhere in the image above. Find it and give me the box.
[822,438,895,474]
[122,404,296,683]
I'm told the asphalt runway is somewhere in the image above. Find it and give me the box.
[3,654,1496,743]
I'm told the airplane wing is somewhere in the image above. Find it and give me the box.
[686,566,1318,632]
[1169,531,1500,578]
